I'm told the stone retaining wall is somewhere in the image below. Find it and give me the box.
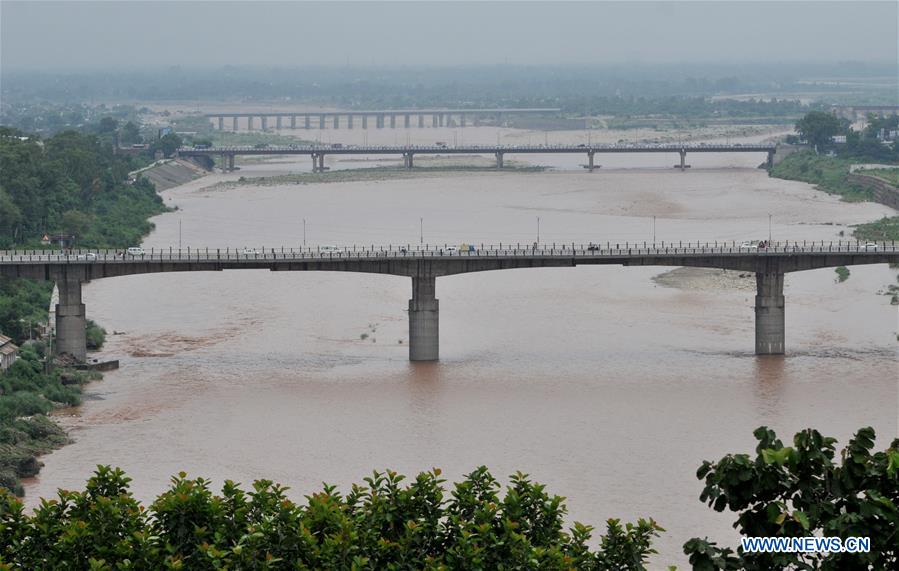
[847,173,899,210]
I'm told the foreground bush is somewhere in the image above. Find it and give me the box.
[0,465,661,570]
[685,426,898,570]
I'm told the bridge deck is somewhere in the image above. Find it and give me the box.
[2,242,893,265]
[179,143,776,156]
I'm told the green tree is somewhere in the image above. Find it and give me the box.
[152,132,183,158]
[795,111,843,152]
[60,209,92,239]
[97,117,119,133]
[0,466,663,569]
[684,426,898,570]
[119,121,142,145]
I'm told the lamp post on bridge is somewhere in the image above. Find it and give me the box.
[420,217,423,245]
[536,216,540,244]
[769,214,772,243]
[653,216,656,244]
[303,218,306,247]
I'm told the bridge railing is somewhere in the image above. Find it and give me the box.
[1,241,896,264]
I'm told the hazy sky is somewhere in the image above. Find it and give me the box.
[1,1,896,70]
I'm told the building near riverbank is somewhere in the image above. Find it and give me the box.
[0,334,19,370]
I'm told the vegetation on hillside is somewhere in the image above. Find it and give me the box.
[769,152,874,202]
[0,346,95,496]
[0,122,167,495]
[854,216,899,242]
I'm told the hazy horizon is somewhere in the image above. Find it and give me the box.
[2,1,897,71]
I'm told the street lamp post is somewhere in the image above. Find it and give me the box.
[653,216,656,244]
[303,218,306,247]
[769,214,772,243]
[536,216,540,243]
[420,217,423,245]
[179,218,182,250]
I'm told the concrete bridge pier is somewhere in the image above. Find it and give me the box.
[432,114,439,127]
[232,117,238,131]
[755,271,785,355]
[390,114,397,128]
[319,115,326,129]
[227,154,235,171]
[261,116,268,131]
[377,114,385,129]
[333,115,340,129]
[587,151,595,172]
[767,151,775,168]
[217,116,224,130]
[305,115,311,129]
[495,152,504,169]
[438,114,445,127]
[678,149,687,171]
[409,275,438,361]
[290,115,297,129]
[419,114,425,128]
[403,152,414,169]
[404,114,411,128]
[362,116,368,129]
[247,116,254,131]
[347,115,354,129]
[53,267,87,362]
[276,116,283,130]
[459,114,466,127]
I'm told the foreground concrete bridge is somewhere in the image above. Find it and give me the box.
[207,108,561,131]
[179,143,778,172]
[2,241,895,363]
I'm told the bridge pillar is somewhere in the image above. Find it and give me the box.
[404,114,411,128]
[305,115,311,129]
[261,116,268,131]
[276,116,282,130]
[419,114,425,128]
[755,271,785,355]
[319,115,326,129]
[403,152,414,169]
[53,267,87,362]
[432,114,439,127]
[587,151,595,172]
[390,114,396,128]
[409,275,438,361]
[495,151,504,169]
[333,115,340,129]
[459,114,466,127]
[217,116,224,130]
[362,115,368,129]
[438,114,445,127]
[347,115,353,129]
[232,117,238,131]
[377,114,385,129]
[290,115,296,129]
[767,151,774,168]
[247,116,254,131]
[311,153,319,173]
[318,153,325,172]
[228,154,235,172]
[679,149,686,171]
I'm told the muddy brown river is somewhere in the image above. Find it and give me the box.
[25,127,898,568]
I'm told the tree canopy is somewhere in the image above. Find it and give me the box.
[795,111,844,151]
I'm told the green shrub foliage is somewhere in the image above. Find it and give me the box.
[684,426,899,570]
[0,465,661,570]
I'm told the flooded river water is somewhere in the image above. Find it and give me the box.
[25,126,898,568]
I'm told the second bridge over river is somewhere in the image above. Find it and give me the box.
[177,143,779,172]
[3,241,896,363]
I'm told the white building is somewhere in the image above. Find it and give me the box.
[0,334,18,371]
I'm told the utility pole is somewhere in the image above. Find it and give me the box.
[420,217,423,245]
[653,216,656,244]
[768,214,772,243]
[179,218,182,250]
[303,218,306,246]
[536,216,540,243]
